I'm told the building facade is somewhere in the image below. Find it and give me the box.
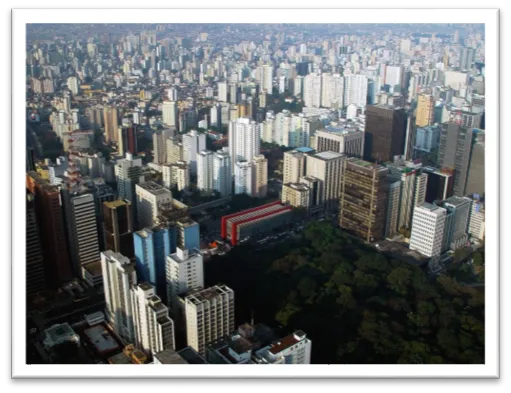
[409,203,447,257]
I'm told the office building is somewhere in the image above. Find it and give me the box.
[131,282,175,356]
[197,150,215,192]
[26,190,46,295]
[252,154,268,198]
[253,330,312,364]
[414,125,441,153]
[385,158,428,235]
[339,158,389,242]
[315,125,364,157]
[213,148,232,197]
[162,101,178,128]
[423,166,454,203]
[409,203,447,257]
[283,147,315,184]
[305,151,345,210]
[364,104,407,163]
[234,161,252,196]
[182,130,206,175]
[282,183,311,208]
[166,247,204,314]
[466,131,485,196]
[103,199,134,258]
[136,181,172,229]
[118,125,138,156]
[26,173,73,287]
[184,285,235,355]
[441,196,472,251]
[416,94,435,127]
[103,105,119,143]
[221,202,293,245]
[101,250,137,341]
[162,161,190,191]
[62,189,101,277]
[438,123,473,196]
[468,197,485,242]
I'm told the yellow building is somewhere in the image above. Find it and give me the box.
[416,94,434,127]
[282,183,311,208]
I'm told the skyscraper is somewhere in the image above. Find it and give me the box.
[466,130,485,196]
[162,101,178,128]
[103,105,119,143]
[440,196,472,252]
[343,74,368,108]
[228,117,261,170]
[252,154,268,198]
[101,250,137,341]
[182,130,206,175]
[364,104,407,163]
[131,282,175,356]
[118,125,138,156]
[184,285,235,355]
[61,189,101,277]
[438,123,473,196]
[115,153,143,225]
[162,161,190,191]
[197,150,215,192]
[409,203,447,257]
[26,173,72,287]
[217,81,228,102]
[135,181,173,229]
[26,190,46,295]
[283,148,315,184]
[416,94,435,127]
[339,158,389,242]
[303,73,321,108]
[175,218,200,251]
[234,161,252,195]
[103,199,134,258]
[314,126,364,157]
[213,148,232,197]
[153,129,173,165]
[305,151,345,211]
[423,166,455,203]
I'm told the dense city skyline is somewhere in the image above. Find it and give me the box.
[24,22,486,367]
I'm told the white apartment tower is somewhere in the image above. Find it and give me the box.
[197,150,215,192]
[101,250,137,341]
[162,101,178,128]
[182,130,206,175]
[131,282,176,356]
[135,181,173,229]
[257,65,273,93]
[166,247,204,315]
[234,161,253,195]
[153,129,173,165]
[283,149,313,184]
[213,148,232,197]
[115,153,143,204]
[252,154,268,198]
[218,81,228,102]
[184,285,235,355]
[409,203,447,257]
[344,74,368,108]
[228,117,260,173]
[162,161,189,191]
[303,73,322,108]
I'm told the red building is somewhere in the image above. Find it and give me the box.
[221,201,293,245]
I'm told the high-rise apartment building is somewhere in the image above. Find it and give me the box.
[184,285,235,355]
[162,101,178,128]
[166,137,183,164]
[26,173,73,287]
[416,94,435,127]
[305,151,345,210]
[175,218,200,251]
[213,148,232,197]
[153,129,173,165]
[136,181,173,229]
[234,161,253,196]
[339,158,389,242]
[26,190,46,295]
[103,105,119,143]
[281,183,311,208]
[228,118,261,172]
[257,65,273,93]
[438,123,473,196]
[166,247,204,315]
[252,154,268,198]
[320,73,344,109]
[131,282,175,356]
[409,203,447,257]
[344,74,368,108]
[162,161,190,191]
[197,150,215,192]
[303,73,322,108]
[101,250,137,341]
[103,199,134,258]
[315,126,364,157]
[182,130,206,175]
[118,125,138,156]
[283,147,315,184]
[62,189,101,277]
[115,153,143,210]
[385,65,404,88]
[217,81,228,102]
[364,104,407,163]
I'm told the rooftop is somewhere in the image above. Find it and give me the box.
[443,196,472,208]
[83,325,120,355]
[294,147,314,153]
[314,151,344,161]
[269,331,306,355]
[177,347,207,364]
[154,348,187,364]
[82,261,103,276]
[137,181,171,195]
[103,199,130,209]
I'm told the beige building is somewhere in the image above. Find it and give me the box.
[135,181,173,229]
[416,94,434,127]
[252,154,268,198]
[184,285,235,355]
[166,137,183,164]
[305,151,345,211]
[162,161,189,191]
[103,105,119,143]
[314,126,364,157]
[282,183,311,208]
[283,148,315,184]
[153,130,173,165]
